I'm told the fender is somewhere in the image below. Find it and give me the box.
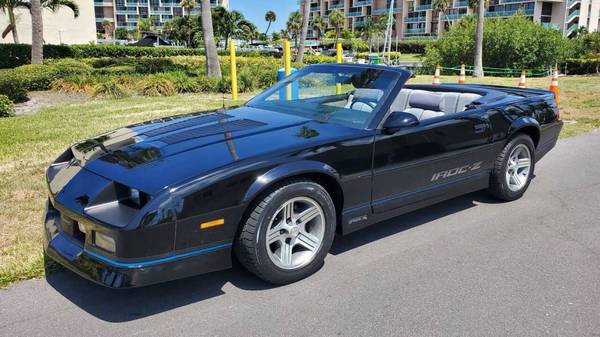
[242,160,340,203]
[507,117,541,146]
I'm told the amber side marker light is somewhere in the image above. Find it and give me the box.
[200,218,225,229]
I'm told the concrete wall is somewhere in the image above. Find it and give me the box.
[0,0,96,45]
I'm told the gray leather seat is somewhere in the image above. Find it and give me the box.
[345,88,384,112]
[390,89,482,121]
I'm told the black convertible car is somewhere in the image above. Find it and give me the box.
[44,64,562,288]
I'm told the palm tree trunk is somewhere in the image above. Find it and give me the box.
[200,0,221,78]
[472,0,485,77]
[31,0,43,64]
[8,9,19,43]
[265,22,272,36]
[296,0,311,63]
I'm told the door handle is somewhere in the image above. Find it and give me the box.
[473,123,488,133]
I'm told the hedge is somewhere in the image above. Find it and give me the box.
[321,40,433,54]
[0,44,287,69]
[563,58,600,75]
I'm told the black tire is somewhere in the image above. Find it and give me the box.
[488,133,536,201]
[235,179,336,285]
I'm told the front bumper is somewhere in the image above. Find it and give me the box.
[43,202,232,289]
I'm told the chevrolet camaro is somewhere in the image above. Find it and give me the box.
[43,64,563,288]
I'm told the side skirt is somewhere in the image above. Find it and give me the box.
[340,172,490,235]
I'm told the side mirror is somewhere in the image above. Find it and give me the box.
[382,111,419,134]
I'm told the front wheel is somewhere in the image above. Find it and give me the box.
[488,134,535,201]
[235,180,336,285]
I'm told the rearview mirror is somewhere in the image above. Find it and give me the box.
[383,111,419,134]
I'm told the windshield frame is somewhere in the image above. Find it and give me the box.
[246,64,407,130]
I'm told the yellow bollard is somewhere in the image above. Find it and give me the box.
[336,41,342,94]
[283,39,292,100]
[229,40,238,101]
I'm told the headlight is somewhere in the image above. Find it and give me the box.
[93,231,116,253]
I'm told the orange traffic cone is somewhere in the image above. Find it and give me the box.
[433,65,441,85]
[458,64,466,84]
[549,67,559,106]
[517,70,527,88]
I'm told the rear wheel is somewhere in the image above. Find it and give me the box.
[236,180,336,285]
[488,134,535,201]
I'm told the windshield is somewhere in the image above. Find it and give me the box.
[247,65,399,129]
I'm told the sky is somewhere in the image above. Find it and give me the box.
[229,0,299,34]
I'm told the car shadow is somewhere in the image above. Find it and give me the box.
[46,190,496,323]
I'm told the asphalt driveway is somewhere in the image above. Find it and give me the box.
[1,130,600,337]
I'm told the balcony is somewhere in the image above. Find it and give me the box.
[127,17,140,22]
[329,2,345,10]
[415,3,432,10]
[347,10,364,16]
[404,16,426,22]
[310,5,320,11]
[405,27,426,34]
[150,9,171,14]
[567,9,580,22]
[372,7,402,15]
[541,22,560,29]
[566,23,578,35]
[568,0,580,7]
[485,8,534,17]
[500,0,535,3]
[94,1,113,6]
[353,0,373,6]
[441,12,466,20]
[126,1,148,5]
[115,9,138,14]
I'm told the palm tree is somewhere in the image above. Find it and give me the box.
[102,19,114,40]
[470,0,485,77]
[312,16,325,40]
[296,0,311,63]
[180,0,195,17]
[432,0,451,34]
[328,10,345,47]
[41,0,79,16]
[30,0,42,63]
[359,16,385,53]
[211,7,255,50]
[200,0,221,78]
[264,10,276,36]
[286,10,302,49]
[0,0,28,43]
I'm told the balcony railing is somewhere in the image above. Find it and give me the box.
[310,5,320,11]
[347,10,364,16]
[500,0,535,3]
[566,23,578,35]
[94,1,112,6]
[454,0,468,7]
[441,12,466,20]
[329,3,345,9]
[372,7,402,15]
[567,9,580,21]
[115,9,138,14]
[126,1,148,6]
[541,22,560,29]
[485,8,534,17]
[568,0,580,7]
[150,9,171,14]
[405,27,426,33]
[415,3,432,10]
[353,0,373,6]
[404,16,426,22]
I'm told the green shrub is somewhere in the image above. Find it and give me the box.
[0,70,28,102]
[423,15,573,72]
[10,60,92,91]
[134,57,183,74]
[196,76,221,92]
[139,79,176,96]
[0,94,15,117]
[51,76,95,94]
[92,81,129,99]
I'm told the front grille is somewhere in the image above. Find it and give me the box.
[59,214,85,244]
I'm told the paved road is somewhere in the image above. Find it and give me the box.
[2,131,600,337]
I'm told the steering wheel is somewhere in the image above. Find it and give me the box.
[350,98,376,112]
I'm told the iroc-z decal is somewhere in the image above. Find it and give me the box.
[431,161,483,182]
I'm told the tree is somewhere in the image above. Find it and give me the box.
[180,0,194,17]
[40,0,79,17]
[271,31,281,42]
[211,7,255,49]
[137,17,152,32]
[0,0,28,43]
[286,10,302,48]
[296,0,310,63]
[30,0,42,64]
[102,19,114,40]
[432,0,451,34]
[312,16,325,40]
[328,10,345,46]
[200,0,221,78]
[114,27,129,40]
[470,0,485,77]
[581,32,600,74]
[163,15,200,47]
[359,16,385,52]
[264,10,276,36]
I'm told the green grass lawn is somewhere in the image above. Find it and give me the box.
[0,75,598,288]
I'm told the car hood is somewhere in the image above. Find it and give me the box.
[69,106,362,195]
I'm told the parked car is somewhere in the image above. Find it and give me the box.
[44,64,562,288]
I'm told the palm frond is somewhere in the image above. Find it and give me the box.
[41,0,79,17]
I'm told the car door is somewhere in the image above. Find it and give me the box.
[371,108,494,215]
